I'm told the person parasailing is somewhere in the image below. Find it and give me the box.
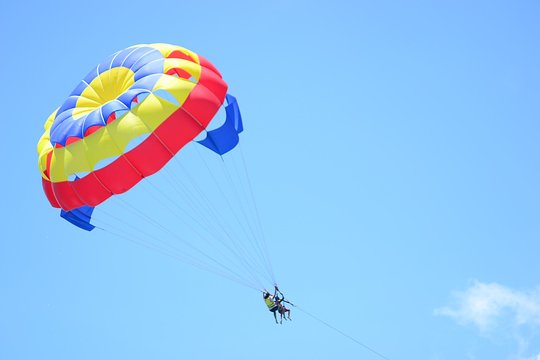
[263,285,291,324]
[276,286,292,322]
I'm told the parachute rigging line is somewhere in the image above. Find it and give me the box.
[92,204,264,290]
[96,226,261,291]
[140,176,269,289]
[94,192,264,290]
[237,144,275,282]
[163,151,273,287]
[191,145,274,285]
[113,194,265,289]
[219,152,275,283]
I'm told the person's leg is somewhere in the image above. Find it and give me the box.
[281,308,288,321]
[273,311,278,324]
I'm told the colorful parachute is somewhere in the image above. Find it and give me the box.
[37,43,243,231]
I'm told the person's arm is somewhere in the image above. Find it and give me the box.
[274,285,284,300]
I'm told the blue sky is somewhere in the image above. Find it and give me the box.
[1,1,539,359]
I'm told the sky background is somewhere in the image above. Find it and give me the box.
[1,1,539,359]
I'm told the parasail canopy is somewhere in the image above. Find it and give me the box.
[37,43,243,231]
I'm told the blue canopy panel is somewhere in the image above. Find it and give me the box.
[60,205,96,231]
[197,94,243,155]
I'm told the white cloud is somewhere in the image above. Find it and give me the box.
[435,281,540,359]
[516,353,540,360]
[435,281,540,333]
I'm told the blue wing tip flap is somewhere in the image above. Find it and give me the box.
[197,93,243,155]
[60,205,96,231]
